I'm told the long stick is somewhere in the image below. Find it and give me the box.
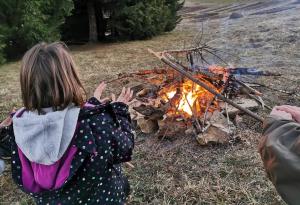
[235,79,263,96]
[148,49,264,123]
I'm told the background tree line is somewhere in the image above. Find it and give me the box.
[0,0,184,64]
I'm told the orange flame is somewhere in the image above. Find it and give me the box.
[143,66,227,118]
[159,77,221,118]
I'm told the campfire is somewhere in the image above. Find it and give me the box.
[158,72,221,118]
[146,66,223,119]
[112,44,279,145]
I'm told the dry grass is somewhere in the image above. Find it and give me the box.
[1,0,300,204]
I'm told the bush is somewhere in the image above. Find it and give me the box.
[165,0,184,32]
[110,0,184,40]
[0,0,73,63]
[0,33,6,64]
[0,0,183,63]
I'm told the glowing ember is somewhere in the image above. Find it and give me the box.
[159,77,222,118]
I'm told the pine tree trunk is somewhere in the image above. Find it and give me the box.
[87,0,98,42]
[95,2,106,40]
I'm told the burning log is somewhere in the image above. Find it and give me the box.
[196,123,233,145]
[133,105,164,119]
[197,111,235,145]
[148,49,264,123]
[120,43,273,145]
[137,118,159,134]
[235,79,263,96]
[156,118,187,138]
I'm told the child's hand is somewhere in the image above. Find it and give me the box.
[275,105,300,123]
[111,87,133,104]
[94,82,110,103]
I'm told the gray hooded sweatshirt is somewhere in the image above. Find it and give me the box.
[12,105,80,165]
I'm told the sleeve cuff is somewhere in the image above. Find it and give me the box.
[0,125,11,137]
[87,97,102,105]
[265,115,295,127]
[111,102,129,116]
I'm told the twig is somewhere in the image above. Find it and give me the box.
[149,49,264,123]
[164,45,207,54]
[154,85,183,150]
[235,79,262,96]
[201,122,211,133]
[245,92,272,111]
[224,94,230,126]
[203,74,230,127]
[125,162,135,169]
[202,98,214,127]
[240,77,300,97]
[185,93,202,132]
[201,46,229,66]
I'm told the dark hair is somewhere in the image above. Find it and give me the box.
[20,42,86,113]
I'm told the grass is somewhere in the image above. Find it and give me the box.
[1,0,297,204]
[189,0,247,5]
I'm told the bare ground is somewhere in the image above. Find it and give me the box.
[1,0,300,204]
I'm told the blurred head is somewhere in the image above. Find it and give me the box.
[20,42,86,113]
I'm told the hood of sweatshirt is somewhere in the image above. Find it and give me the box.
[12,105,80,165]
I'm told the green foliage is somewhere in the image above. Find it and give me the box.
[0,0,74,63]
[0,31,6,64]
[0,0,182,63]
[164,0,184,32]
[0,41,5,65]
[110,0,183,40]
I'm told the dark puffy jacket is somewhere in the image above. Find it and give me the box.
[1,97,134,205]
[260,115,300,205]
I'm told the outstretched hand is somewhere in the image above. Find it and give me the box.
[94,82,133,105]
[275,105,300,123]
[111,87,133,104]
[94,82,110,103]
[270,107,293,121]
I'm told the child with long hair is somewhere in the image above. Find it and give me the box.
[0,42,134,204]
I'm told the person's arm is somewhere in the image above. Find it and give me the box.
[92,82,134,164]
[259,107,300,205]
[109,87,134,164]
[110,101,134,164]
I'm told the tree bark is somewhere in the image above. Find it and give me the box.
[95,3,106,40]
[87,0,98,42]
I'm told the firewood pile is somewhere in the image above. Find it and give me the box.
[115,45,279,145]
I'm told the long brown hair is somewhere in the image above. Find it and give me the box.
[20,42,86,113]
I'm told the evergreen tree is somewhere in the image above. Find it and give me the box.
[110,0,184,40]
[164,0,184,32]
[0,0,183,63]
[62,0,183,42]
[0,0,73,63]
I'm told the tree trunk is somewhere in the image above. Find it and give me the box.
[87,0,98,42]
[95,2,106,40]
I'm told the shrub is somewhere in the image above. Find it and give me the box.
[109,0,184,40]
[0,0,74,63]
